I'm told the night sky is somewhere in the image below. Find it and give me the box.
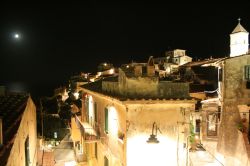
[0,2,249,97]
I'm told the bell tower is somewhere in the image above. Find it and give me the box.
[230,18,249,57]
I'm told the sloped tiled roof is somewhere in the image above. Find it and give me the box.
[180,58,224,67]
[232,23,248,33]
[0,94,28,165]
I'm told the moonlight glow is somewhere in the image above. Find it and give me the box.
[13,33,20,39]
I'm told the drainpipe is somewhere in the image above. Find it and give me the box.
[186,135,191,166]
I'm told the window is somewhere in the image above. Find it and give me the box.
[195,119,201,133]
[218,106,221,121]
[245,65,250,80]
[85,97,89,122]
[104,156,109,166]
[94,102,97,124]
[95,143,98,160]
[25,137,30,166]
[247,81,250,89]
[105,107,109,134]
[218,68,223,82]
[207,113,218,136]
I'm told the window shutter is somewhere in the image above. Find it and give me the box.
[105,107,109,133]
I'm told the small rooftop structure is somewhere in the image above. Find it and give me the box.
[232,19,248,34]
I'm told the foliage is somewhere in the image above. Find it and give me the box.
[41,97,59,114]
[59,104,72,120]
[43,114,69,140]
[73,98,82,109]
[236,122,244,132]
[189,123,195,144]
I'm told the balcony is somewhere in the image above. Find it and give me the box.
[75,115,100,143]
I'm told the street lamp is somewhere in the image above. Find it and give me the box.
[147,122,161,143]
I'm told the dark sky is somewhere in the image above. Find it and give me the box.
[0,2,249,97]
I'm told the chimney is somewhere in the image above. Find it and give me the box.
[147,66,155,76]
[134,65,142,77]
[147,56,155,76]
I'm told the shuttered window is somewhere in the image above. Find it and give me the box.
[94,102,97,124]
[245,65,250,80]
[105,107,109,134]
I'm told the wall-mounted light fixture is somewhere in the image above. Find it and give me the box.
[147,122,161,143]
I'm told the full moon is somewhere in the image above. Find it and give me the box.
[14,33,19,39]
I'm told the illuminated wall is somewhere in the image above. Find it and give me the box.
[230,21,249,57]
[88,95,94,126]
[81,88,196,166]
[81,90,126,166]
[126,101,195,166]
[7,97,37,166]
[217,54,250,160]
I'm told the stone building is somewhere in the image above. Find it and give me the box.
[153,49,193,76]
[0,93,37,166]
[72,57,196,166]
[181,20,250,166]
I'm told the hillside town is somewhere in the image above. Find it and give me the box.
[1,20,250,166]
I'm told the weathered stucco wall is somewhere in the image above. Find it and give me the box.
[224,54,250,100]
[125,77,158,97]
[222,130,250,166]
[158,81,189,98]
[126,101,196,166]
[103,69,190,99]
[7,97,37,166]
[218,54,250,162]
[102,81,119,95]
[82,90,127,166]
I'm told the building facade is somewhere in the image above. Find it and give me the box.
[0,94,37,166]
[73,60,196,166]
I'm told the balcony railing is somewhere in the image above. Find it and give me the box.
[75,115,100,143]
